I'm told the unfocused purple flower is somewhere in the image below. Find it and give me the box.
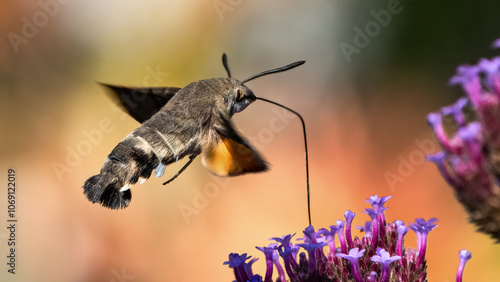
[428,38,500,242]
[448,65,480,89]
[493,38,500,49]
[441,97,468,126]
[366,271,378,282]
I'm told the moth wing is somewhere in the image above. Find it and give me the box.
[99,83,181,123]
[201,108,268,176]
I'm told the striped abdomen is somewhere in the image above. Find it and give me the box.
[83,109,203,209]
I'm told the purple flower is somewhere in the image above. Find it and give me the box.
[270,233,295,246]
[225,195,470,282]
[396,221,409,257]
[344,210,356,248]
[297,242,327,279]
[428,38,500,242]
[302,225,319,244]
[363,208,385,250]
[256,244,278,282]
[272,251,285,282]
[337,248,365,282]
[366,196,391,238]
[449,65,480,87]
[248,274,263,282]
[275,241,299,280]
[441,97,468,127]
[409,218,439,267]
[223,253,253,282]
[356,220,373,237]
[492,38,500,49]
[371,248,401,282]
[456,249,472,282]
[331,220,346,254]
[366,271,378,282]
[244,258,259,280]
[318,227,336,260]
[366,195,392,211]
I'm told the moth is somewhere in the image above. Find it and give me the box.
[83,54,306,210]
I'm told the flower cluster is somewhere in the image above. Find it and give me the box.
[427,39,500,242]
[224,195,471,282]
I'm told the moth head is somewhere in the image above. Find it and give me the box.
[229,85,256,114]
[220,53,304,115]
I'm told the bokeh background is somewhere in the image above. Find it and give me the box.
[2,0,500,281]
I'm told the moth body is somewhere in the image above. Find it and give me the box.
[83,78,265,209]
[82,54,305,210]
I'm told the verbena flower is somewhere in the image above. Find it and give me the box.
[337,248,365,282]
[427,38,500,242]
[370,248,401,282]
[456,249,472,282]
[224,195,471,282]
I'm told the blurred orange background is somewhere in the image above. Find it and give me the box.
[2,0,500,281]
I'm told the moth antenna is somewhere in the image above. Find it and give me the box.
[242,60,305,84]
[256,97,312,226]
[222,53,231,78]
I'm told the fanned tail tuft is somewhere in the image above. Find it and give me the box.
[83,172,131,209]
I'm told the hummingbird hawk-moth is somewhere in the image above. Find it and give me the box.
[83,54,306,211]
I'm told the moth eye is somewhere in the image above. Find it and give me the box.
[235,89,243,102]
